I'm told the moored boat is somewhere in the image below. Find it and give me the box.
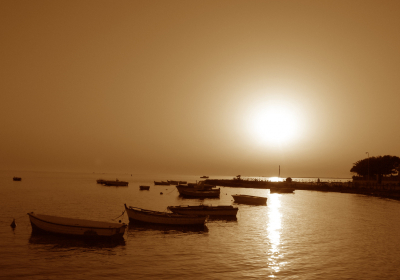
[168,205,238,216]
[27,212,127,238]
[13,177,21,181]
[124,204,207,225]
[179,180,215,190]
[103,180,129,186]
[176,185,220,198]
[167,180,179,185]
[200,176,209,178]
[232,194,267,205]
[154,181,170,185]
[139,185,150,190]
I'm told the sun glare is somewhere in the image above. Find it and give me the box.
[250,104,298,145]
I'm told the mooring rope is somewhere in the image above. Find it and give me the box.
[111,210,125,221]
[164,187,177,195]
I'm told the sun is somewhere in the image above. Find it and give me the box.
[250,104,298,145]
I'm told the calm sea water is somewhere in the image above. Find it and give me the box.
[1,171,399,279]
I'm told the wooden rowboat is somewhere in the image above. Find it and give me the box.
[154,181,170,185]
[124,204,207,225]
[168,205,238,216]
[232,194,268,205]
[102,180,129,186]
[176,185,220,198]
[27,212,127,238]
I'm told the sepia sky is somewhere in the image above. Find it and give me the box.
[1,1,400,177]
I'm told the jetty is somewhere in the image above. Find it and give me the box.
[205,178,400,200]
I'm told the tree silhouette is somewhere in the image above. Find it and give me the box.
[350,155,400,179]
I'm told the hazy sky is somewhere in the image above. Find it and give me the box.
[1,1,399,177]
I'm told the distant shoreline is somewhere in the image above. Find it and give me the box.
[205,179,400,201]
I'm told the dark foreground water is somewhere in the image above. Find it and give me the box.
[1,171,400,279]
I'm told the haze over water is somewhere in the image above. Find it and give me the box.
[1,171,399,279]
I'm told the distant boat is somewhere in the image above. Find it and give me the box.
[154,181,170,185]
[13,177,21,181]
[96,179,106,184]
[179,181,215,190]
[167,180,179,185]
[176,185,220,198]
[139,185,150,190]
[124,204,207,225]
[102,180,129,186]
[27,212,127,238]
[232,194,267,205]
[200,176,209,178]
[168,205,238,216]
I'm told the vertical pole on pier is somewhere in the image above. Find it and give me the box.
[279,165,280,178]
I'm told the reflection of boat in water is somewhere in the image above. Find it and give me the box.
[139,185,150,190]
[232,194,268,205]
[154,181,170,185]
[176,185,220,198]
[29,233,126,248]
[168,205,238,216]
[269,187,295,194]
[127,222,208,233]
[13,177,21,181]
[27,212,127,238]
[124,204,208,225]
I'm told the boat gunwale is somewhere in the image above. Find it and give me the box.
[27,213,127,230]
[124,205,206,218]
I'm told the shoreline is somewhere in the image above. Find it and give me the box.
[205,179,400,201]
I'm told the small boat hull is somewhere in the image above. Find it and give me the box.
[176,185,220,198]
[232,194,267,205]
[140,186,150,190]
[168,205,238,216]
[154,181,170,185]
[124,204,207,225]
[103,180,129,186]
[27,213,127,238]
[13,177,21,181]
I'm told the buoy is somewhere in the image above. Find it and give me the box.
[10,218,16,229]
[160,192,163,195]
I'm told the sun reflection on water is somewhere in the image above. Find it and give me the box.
[267,194,283,276]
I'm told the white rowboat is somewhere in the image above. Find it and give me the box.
[27,212,127,238]
[124,204,207,225]
[232,194,268,205]
[168,205,238,216]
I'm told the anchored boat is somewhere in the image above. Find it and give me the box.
[102,179,129,186]
[232,194,268,205]
[154,181,170,185]
[168,205,238,216]
[176,185,220,198]
[124,204,207,225]
[27,212,127,238]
